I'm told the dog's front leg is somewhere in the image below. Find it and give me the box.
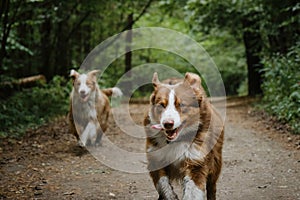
[151,172,178,200]
[81,122,97,146]
[182,176,205,200]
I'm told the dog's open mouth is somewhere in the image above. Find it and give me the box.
[80,94,89,102]
[165,128,179,141]
[151,124,182,141]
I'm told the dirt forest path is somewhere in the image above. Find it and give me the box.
[0,97,300,200]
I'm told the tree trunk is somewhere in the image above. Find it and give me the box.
[125,13,133,74]
[39,17,52,79]
[242,18,263,96]
[123,13,133,96]
[53,21,69,80]
[0,0,10,71]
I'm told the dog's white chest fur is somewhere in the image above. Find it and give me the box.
[147,135,202,168]
[71,89,100,146]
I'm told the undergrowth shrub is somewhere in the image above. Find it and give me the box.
[0,76,71,137]
[261,43,300,134]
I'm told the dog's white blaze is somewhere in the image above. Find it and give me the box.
[78,74,91,95]
[161,89,181,129]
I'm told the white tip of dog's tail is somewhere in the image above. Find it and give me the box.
[112,87,123,97]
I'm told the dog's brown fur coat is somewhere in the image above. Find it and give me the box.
[68,70,114,146]
[144,72,224,200]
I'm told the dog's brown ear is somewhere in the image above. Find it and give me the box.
[150,93,156,105]
[89,70,100,77]
[184,72,201,89]
[70,69,79,80]
[152,72,160,88]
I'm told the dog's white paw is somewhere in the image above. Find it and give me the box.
[182,176,204,200]
[78,140,86,147]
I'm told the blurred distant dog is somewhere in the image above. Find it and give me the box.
[144,72,224,200]
[68,69,122,146]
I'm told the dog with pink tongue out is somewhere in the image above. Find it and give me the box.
[68,69,122,147]
[144,72,224,200]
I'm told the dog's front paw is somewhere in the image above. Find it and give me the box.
[158,194,179,200]
[78,140,86,147]
[95,141,102,147]
[182,176,204,200]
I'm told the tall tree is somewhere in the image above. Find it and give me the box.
[185,0,299,96]
[242,14,263,95]
[0,0,154,82]
[125,13,133,75]
[0,0,22,72]
[185,0,265,95]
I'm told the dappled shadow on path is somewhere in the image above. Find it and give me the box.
[0,97,299,199]
[68,145,89,157]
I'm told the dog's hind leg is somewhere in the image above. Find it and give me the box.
[206,160,222,200]
[207,151,222,200]
[206,174,217,200]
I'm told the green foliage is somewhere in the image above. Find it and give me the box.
[261,43,300,134]
[200,31,247,95]
[0,0,152,79]
[0,76,71,137]
[185,0,300,94]
[135,4,247,96]
[1,0,298,136]
[185,0,300,132]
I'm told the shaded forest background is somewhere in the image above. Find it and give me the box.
[0,0,299,136]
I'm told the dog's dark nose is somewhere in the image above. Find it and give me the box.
[163,119,174,130]
[80,90,85,95]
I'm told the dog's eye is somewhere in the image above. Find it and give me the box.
[179,102,189,113]
[159,102,166,108]
[155,103,165,112]
[179,102,187,108]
